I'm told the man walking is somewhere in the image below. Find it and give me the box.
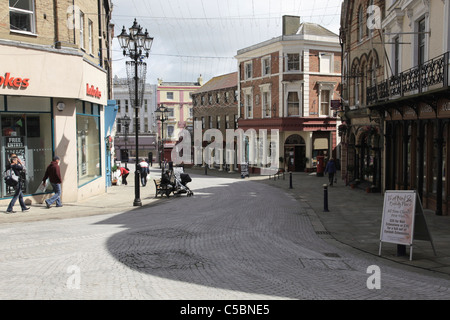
[324,157,337,186]
[138,158,149,186]
[42,156,63,208]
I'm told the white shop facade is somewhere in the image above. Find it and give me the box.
[0,43,108,206]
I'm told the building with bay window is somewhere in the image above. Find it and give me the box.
[235,16,341,173]
[0,0,114,205]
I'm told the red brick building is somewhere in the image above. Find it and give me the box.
[235,16,341,172]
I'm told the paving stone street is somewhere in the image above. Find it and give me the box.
[1,168,450,304]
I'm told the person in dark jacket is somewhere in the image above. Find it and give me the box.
[42,156,63,208]
[6,155,30,213]
[324,157,337,186]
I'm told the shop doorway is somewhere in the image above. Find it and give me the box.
[284,134,306,172]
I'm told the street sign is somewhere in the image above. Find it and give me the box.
[379,190,436,260]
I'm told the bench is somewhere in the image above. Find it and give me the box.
[153,179,172,197]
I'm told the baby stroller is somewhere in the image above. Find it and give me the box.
[172,166,194,197]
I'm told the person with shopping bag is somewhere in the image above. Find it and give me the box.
[42,156,63,208]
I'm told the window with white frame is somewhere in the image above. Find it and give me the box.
[245,94,253,118]
[394,36,400,76]
[244,62,253,80]
[262,56,271,76]
[80,11,85,49]
[9,0,35,33]
[319,53,333,73]
[287,92,300,116]
[262,92,271,118]
[167,107,174,117]
[260,84,271,118]
[167,125,174,138]
[417,17,426,65]
[287,53,300,71]
[320,90,331,116]
[88,20,93,54]
[167,92,174,100]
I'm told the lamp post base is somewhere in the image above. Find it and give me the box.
[134,170,142,206]
[133,199,142,206]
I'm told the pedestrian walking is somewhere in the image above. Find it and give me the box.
[138,158,149,186]
[118,165,130,185]
[5,155,30,213]
[324,157,337,186]
[42,156,63,208]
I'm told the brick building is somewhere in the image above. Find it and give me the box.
[192,72,239,171]
[236,16,341,173]
[0,1,114,205]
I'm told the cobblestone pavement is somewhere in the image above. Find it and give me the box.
[1,170,450,300]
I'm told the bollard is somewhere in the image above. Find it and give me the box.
[323,184,329,212]
[205,165,207,175]
[289,172,293,189]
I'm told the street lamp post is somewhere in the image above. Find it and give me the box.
[155,104,169,175]
[118,19,154,207]
[122,115,130,169]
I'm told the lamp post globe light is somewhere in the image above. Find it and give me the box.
[118,19,153,207]
[155,104,169,174]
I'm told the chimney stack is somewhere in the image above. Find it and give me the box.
[282,15,300,36]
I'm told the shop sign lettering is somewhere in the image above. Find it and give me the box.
[86,84,101,99]
[0,72,30,89]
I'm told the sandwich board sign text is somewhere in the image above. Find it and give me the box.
[379,190,436,260]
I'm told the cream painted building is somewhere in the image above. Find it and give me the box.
[156,77,202,161]
[0,1,113,206]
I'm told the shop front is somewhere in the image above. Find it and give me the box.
[0,44,108,206]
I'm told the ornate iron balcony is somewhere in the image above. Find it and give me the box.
[367,51,449,105]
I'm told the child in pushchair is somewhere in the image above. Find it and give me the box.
[161,166,194,197]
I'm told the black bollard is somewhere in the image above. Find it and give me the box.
[323,184,329,212]
[289,172,293,189]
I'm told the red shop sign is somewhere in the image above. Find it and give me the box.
[86,83,101,99]
[0,72,30,89]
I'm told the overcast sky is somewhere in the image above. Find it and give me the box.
[111,0,343,85]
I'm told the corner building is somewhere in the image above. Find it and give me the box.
[235,16,341,173]
[0,0,113,205]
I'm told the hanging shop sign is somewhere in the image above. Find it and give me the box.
[86,83,102,99]
[0,72,30,89]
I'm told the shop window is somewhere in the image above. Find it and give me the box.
[9,0,35,34]
[77,114,101,187]
[1,112,52,198]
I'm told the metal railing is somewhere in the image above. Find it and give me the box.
[367,51,449,105]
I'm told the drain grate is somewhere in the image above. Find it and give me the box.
[315,231,331,235]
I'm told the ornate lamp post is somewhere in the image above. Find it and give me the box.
[155,104,169,174]
[117,19,154,207]
[121,115,130,169]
